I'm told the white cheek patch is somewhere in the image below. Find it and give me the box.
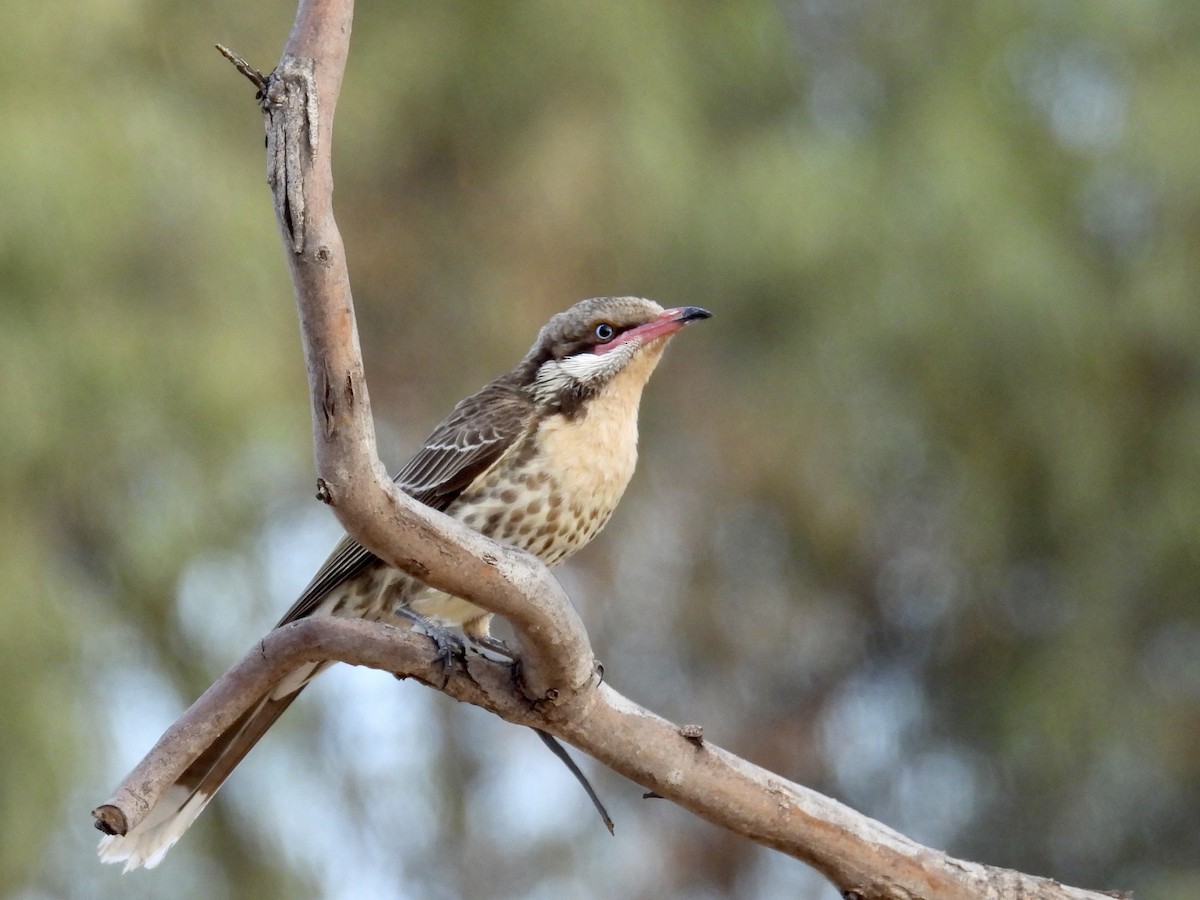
[533,343,637,403]
[560,349,622,380]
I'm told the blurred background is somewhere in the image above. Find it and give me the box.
[3,1,1198,898]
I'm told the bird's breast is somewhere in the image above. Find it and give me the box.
[535,393,640,554]
[451,372,645,567]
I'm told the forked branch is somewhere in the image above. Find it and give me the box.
[94,617,1117,900]
[93,2,1124,897]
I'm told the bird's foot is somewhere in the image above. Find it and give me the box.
[394,608,467,678]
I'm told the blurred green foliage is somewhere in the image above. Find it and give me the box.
[2,2,1198,898]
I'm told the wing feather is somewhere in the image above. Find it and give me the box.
[276,379,534,625]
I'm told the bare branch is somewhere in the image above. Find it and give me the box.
[92,620,433,838]
[95,620,1121,900]
[258,0,591,705]
[92,3,1128,898]
[215,44,266,93]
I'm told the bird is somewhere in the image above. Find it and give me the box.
[97,296,711,871]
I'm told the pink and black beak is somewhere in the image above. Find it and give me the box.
[598,306,712,353]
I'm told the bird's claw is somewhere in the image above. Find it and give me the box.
[426,626,467,671]
[394,608,467,683]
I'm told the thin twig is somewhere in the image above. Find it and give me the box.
[215,44,267,92]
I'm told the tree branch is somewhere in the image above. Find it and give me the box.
[91,1,1129,897]
[259,0,591,705]
[94,619,1122,900]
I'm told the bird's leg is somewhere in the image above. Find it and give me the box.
[393,607,466,674]
[461,614,519,663]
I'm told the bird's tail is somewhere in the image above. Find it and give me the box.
[97,662,325,871]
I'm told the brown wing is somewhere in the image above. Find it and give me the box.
[276,378,535,625]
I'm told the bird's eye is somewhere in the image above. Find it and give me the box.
[594,322,616,342]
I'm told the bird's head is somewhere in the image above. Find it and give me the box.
[520,296,711,413]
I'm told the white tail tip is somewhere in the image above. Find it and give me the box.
[97,786,212,872]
